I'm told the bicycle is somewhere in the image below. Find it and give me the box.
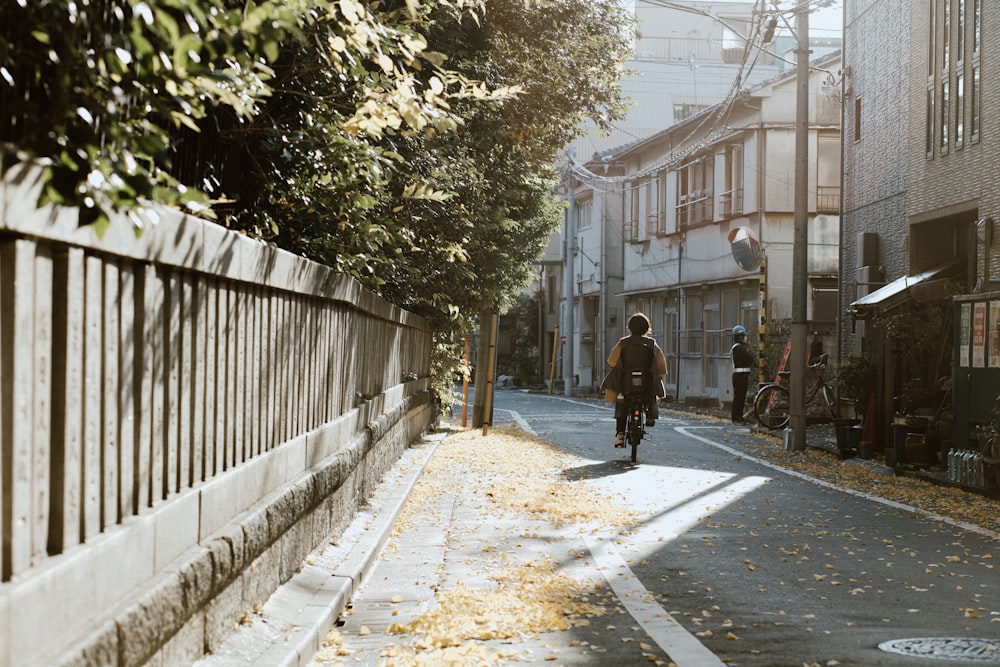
[753,353,840,430]
[621,370,648,462]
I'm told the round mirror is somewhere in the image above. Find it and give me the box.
[728,227,762,271]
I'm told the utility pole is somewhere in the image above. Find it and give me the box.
[563,196,576,397]
[789,0,810,450]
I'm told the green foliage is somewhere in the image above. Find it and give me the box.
[880,286,957,409]
[498,292,542,384]
[837,354,877,407]
[1,0,307,228]
[2,0,634,388]
[430,332,469,413]
[759,318,791,381]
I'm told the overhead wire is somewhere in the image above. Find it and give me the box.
[566,0,772,186]
[565,0,842,187]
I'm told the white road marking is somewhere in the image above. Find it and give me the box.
[585,534,727,667]
[504,409,536,435]
[677,425,999,538]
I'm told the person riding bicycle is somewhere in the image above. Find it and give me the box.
[601,312,667,448]
[730,324,754,425]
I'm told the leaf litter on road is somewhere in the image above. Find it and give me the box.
[317,425,668,666]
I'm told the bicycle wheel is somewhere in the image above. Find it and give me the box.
[755,384,790,430]
[821,384,840,419]
[626,396,643,462]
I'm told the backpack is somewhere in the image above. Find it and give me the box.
[618,336,655,396]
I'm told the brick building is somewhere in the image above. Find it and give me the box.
[843,0,996,463]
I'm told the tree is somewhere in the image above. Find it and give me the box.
[1,0,635,396]
[0,0,309,231]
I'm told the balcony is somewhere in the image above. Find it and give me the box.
[676,190,715,227]
[817,186,841,214]
[719,187,744,218]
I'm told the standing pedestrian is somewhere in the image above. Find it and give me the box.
[730,325,754,424]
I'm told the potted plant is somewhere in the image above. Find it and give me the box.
[978,398,1000,488]
[837,354,877,421]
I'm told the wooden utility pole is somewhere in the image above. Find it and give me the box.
[789,0,810,451]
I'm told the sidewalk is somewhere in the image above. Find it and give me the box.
[196,420,734,667]
[194,429,449,667]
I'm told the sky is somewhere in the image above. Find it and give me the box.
[765,0,843,37]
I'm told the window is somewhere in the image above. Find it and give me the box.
[928,0,937,78]
[645,173,659,237]
[575,197,593,230]
[676,158,714,228]
[684,293,703,355]
[931,0,983,156]
[721,144,744,218]
[663,305,678,357]
[721,23,747,64]
[925,88,935,156]
[940,78,949,153]
[971,65,981,142]
[656,171,669,235]
[956,0,966,149]
[674,103,709,124]
[943,0,951,68]
[817,135,841,213]
[957,0,966,61]
[704,300,720,391]
[625,182,639,243]
[625,178,654,243]
[974,0,981,53]
[956,71,965,148]
[971,0,981,143]
[854,96,862,143]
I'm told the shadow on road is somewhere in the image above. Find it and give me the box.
[560,459,639,480]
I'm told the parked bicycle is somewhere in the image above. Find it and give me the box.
[753,353,840,430]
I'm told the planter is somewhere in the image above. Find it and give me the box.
[833,417,861,458]
[859,439,875,459]
[838,399,860,421]
[847,425,863,450]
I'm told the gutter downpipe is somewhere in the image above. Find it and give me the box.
[564,197,576,397]
[600,198,607,371]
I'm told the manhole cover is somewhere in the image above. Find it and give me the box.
[879,638,1000,662]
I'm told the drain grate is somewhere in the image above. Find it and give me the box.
[879,638,1000,662]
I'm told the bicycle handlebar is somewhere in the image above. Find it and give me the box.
[808,353,829,370]
[776,353,829,379]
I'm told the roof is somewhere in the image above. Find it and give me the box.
[849,261,963,316]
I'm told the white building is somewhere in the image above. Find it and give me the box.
[545,0,800,392]
[566,50,843,410]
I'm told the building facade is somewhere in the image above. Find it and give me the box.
[568,51,843,408]
[548,0,812,395]
[842,0,997,460]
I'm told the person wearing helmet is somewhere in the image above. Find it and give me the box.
[601,312,668,447]
[730,324,754,425]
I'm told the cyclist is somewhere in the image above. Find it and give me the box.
[601,312,667,447]
[730,325,754,425]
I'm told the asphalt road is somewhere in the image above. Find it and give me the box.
[489,390,1000,666]
[312,389,1000,667]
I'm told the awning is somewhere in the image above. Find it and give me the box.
[849,261,962,317]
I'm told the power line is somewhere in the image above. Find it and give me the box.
[567,0,771,185]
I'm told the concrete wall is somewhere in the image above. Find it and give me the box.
[0,163,435,666]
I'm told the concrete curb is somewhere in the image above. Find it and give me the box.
[195,428,448,667]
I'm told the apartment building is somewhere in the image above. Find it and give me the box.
[567,51,843,408]
[842,0,998,458]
